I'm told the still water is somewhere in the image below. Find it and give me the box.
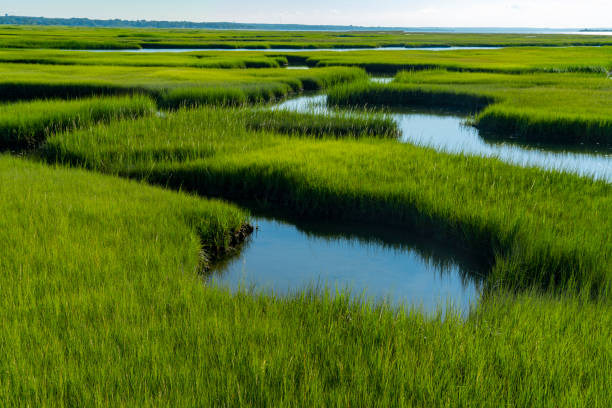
[274,93,612,183]
[86,46,502,53]
[209,76,609,310]
[207,216,483,314]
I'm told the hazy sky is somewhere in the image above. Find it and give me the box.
[3,1,612,28]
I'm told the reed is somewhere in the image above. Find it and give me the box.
[0,95,155,150]
[0,49,288,69]
[1,155,610,406]
[0,63,367,105]
[42,107,612,295]
[328,70,612,145]
[301,46,612,74]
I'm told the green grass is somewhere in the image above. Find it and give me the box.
[0,97,397,152]
[0,63,367,107]
[4,25,612,49]
[294,46,612,74]
[41,107,612,296]
[242,108,400,139]
[328,71,612,145]
[3,46,612,75]
[328,78,494,113]
[0,95,155,150]
[1,155,610,406]
[1,34,611,405]
[0,48,289,69]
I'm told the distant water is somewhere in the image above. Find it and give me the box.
[403,28,612,35]
[86,46,503,53]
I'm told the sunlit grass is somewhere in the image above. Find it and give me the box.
[301,46,612,74]
[42,106,612,295]
[0,63,367,106]
[0,95,155,150]
[1,154,610,405]
[0,48,289,68]
[1,36,611,405]
[328,71,612,145]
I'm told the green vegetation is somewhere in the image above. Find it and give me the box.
[0,48,289,68]
[0,95,154,150]
[244,108,400,139]
[2,46,612,75]
[328,78,493,112]
[42,107,612,295]
[3,25,612,49]
[0,63,366,106]
[294,46,612,74]
[1,31,611,405]
[1,148,610,406]
[328,70,612,145]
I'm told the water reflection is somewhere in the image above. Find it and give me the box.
[207,214,484,314]
[85,46,502,53]
[273,94,612,182]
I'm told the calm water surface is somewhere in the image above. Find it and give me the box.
[86,46,502,53]
[208,216,483,314]
[212,75,609,309]
[274,93,612,182]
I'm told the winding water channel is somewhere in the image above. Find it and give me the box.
[274,91,612,182]
[206,74,610,311]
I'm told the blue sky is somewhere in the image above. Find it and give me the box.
[2,1,611,27]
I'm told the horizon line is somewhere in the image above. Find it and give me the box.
[2,15,611,31]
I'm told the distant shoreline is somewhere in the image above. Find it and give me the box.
[1,15,610,33]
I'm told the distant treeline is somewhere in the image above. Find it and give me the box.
[0,15,399,31]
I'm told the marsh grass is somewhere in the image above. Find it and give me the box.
[4,25,612,49]
[0,95,155,150]
[0,48,289,69]
[2,38,611,405]
[42,107,612,296]
[328,71,612,146]
[0,155,609,405]
[301,46,612,74]
[242,108,400,139]
[0,63,367,107]
[328,79,493,114]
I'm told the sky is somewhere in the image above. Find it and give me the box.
[2,1,612,28]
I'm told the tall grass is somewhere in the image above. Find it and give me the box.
[1,155,610,406]
[301,46,612,74]
[242,108,400,139]
[0,49,289,69]
[327,79,493,113]
[328,70,612,146]
[1,35,611,405]
[476,105,612,145]
[0,63,367,107]
[42,107,612,296]
[157,83,295,108]
[0,95,155,150]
